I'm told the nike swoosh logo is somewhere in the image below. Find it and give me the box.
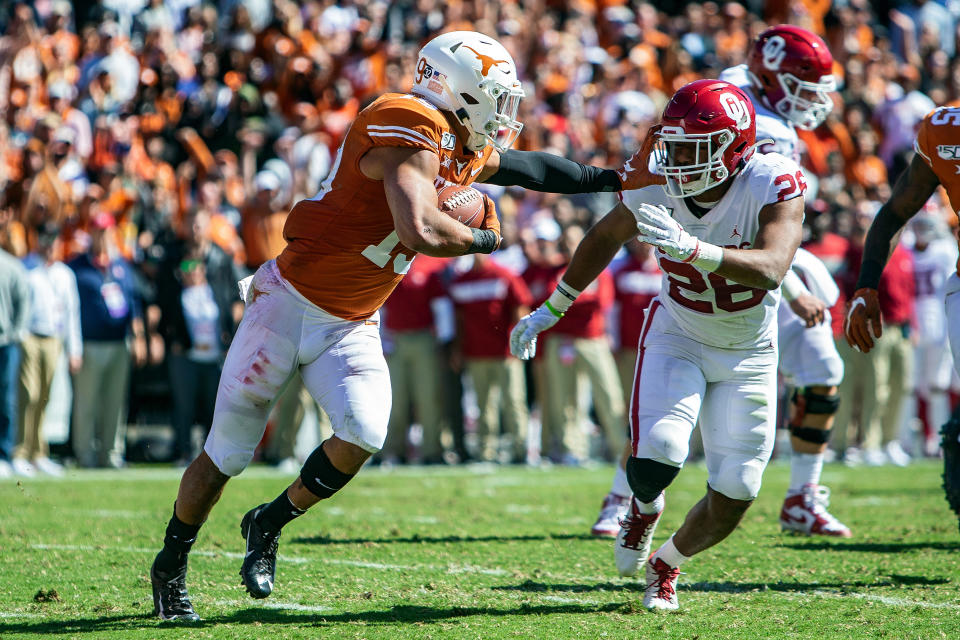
[246,549,255,557]
[470,166,482,176]
[314,478,336,492]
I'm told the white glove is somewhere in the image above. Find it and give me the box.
[634,203,698,262]
[510,305,561,360]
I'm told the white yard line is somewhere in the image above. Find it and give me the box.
[30,543,310,565]
[208,599,332,613]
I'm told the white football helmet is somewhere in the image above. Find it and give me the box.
[412,31,524,152]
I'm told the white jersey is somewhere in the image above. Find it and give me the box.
[621,152,803,349]
[719,65,800,163]
[912,238,959,344]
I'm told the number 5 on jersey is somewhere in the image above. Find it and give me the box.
[361,230,415,274]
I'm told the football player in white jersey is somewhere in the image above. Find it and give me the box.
[908,212,959,456]
[717,24,850,537]
[511,79,804,610]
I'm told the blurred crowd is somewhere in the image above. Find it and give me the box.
[1,0,959,476]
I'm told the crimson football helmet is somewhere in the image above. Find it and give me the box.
[747,24,835,130]
[654,79,757,199]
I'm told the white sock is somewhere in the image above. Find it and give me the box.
[789,451,824,491]
[653,534,689,568]
[634,492,664,515]
[610,465,631,498]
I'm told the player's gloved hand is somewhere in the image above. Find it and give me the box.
[789,293,826,328]
[617,125,666,191]
[479,193,501,250]
[510,305,561,360]
[634,203,699,262]
[844,287,882,353]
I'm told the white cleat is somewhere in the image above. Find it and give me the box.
[614,498,662,577]
[591,493,630,538]
[779,483,851,538]
[643,556,680,610]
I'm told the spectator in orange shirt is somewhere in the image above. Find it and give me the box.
[847,129,888,192]
[240,171,288,272]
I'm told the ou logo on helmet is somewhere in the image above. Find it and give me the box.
[761,35,787,71]
[720,93,751,131]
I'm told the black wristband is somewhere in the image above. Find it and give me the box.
[467,229,499,254]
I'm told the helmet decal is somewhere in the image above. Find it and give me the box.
[761,36,787,71]
[720,93,751,130]
[463,45,512,77]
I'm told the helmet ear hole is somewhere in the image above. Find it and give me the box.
[460,92,480,105]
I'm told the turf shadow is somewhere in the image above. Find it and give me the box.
[0,613,167,636]
[0,601,628,634]
[291,532,596,545]
[493,575,949,596]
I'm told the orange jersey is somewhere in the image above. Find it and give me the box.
[277,93,493,321]
[915,106,960,212]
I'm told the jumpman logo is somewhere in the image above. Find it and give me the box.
[463,46,510,76]
[730,225,742,240]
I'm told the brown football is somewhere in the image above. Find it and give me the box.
[437,184,484,228]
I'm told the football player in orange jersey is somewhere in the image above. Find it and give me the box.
[845,105,960,532]
[149,30,661,621]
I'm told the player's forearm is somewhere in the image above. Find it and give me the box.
[484,150,621,194]
[713,249,791,291]
[401,211,486,257]
[560,223,623,292]
[855,205,907,290]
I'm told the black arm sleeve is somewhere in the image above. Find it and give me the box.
[855,205,908,290]
[485,150,621,194]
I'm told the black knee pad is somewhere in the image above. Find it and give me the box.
[789,424,832,445]
[792,388,840,416]
[626,457,681,503]
[300,445,354,499]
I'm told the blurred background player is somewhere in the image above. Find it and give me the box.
[448,253,532,463]
[513,80,805,610]
[907,212,958,457]
[719,24,850,537]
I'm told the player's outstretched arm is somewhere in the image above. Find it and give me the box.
[478,126,664,193]
[510,203,637,360]
[846,155,940,352]
[363,146,498,257]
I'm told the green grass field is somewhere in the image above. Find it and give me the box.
[1,459,958,639]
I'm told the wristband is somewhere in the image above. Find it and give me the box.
[546,279,582,314]
[780,270,808,302]
[684,240,723,272]
[467,228,499,254]
[543,300,564,318]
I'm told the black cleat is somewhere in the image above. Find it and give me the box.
[239,504,280,599]
[150,556,201,621]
